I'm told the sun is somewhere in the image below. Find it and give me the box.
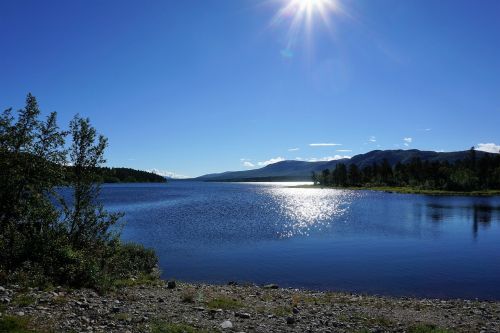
[293,0,338,14]
[271,0,344,54]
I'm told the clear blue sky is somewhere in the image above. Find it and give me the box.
[1,0,499,177]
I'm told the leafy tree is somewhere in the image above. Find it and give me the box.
[64,116,122,249]
[0,95,157,289]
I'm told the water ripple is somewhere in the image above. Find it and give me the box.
[262,187,360,238]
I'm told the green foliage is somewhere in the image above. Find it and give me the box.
[0,315,41,333]
[0,94,158,290]
[409,324,454,333]
[151,322,214,333]
[206,296,243,310]
[313,148,500,192]
[12,294,37,307]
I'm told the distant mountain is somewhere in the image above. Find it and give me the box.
[196,149,495,182]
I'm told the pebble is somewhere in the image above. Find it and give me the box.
[236,312,251,319]
[221,320,233,329]
[263,284,279,289]
[0,283,497,333]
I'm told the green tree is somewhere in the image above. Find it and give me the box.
[0,94,67,271]
[63,116,122,249]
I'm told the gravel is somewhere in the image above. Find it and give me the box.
[1,282,499,332]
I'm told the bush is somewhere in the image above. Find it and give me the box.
[0,94,159,291]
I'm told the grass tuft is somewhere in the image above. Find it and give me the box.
[151,322,214,333]
[0,315,42,333]
[206,296,242,310]
[409,324,455,333]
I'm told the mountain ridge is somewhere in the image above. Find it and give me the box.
[195,149,496,182]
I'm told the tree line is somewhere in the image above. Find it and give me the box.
[0,94,158,289]
[312,149,500,191]
[72,167,167,183]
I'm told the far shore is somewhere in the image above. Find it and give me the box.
[288,184,500,196]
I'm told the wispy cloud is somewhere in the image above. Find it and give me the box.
[288,147,300,151]
[243,161,255,168]
[476,143,500,154]
[336,149,352,152]
[309,143,342,147]
[403,137,412,147]
[257,157,285,166]
[306,155,351,162]
[148,169,189,179]
[368,136,376,143]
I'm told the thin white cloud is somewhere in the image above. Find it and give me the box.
[243,161,255,168]
[148,169,190,179]
[288,147,300,151]
[476,143,500,154]
[309,143,342,147]
[307,155,351,162]
[368,136,376,143]
[336,149,352,152]
[257,157,285,166]
[403,137,413,143]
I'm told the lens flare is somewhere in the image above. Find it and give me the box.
[271,0,345,55]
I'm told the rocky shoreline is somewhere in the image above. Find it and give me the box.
[1,281,499,333]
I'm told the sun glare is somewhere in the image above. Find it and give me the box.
[272,0,344,54]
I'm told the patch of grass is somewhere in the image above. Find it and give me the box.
[151,322,214,333]
[112,313,131,322]
[112,273,160,288]
[0,315,43,333]
[409,324,455,333]
[181,287,196,303]
[366,316,394,327]
[272,305,292,317]
[12,294,37,307]
[290,184,500,197]
[206,296,242,310]
[50,296,68,305]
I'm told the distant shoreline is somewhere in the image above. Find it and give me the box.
[289,184,500,196]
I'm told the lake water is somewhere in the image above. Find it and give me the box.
[100,181,500,300]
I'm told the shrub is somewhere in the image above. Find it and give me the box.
[0,94,159,290]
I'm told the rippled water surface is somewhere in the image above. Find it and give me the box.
[100,181,500,299]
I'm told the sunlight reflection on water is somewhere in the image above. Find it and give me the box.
[262,186,360,238]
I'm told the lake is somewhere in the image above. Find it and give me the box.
[100,181,500,300]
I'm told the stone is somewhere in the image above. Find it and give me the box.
[286,316,295,325]
[263,284,279,289]
[236,312,251,319]
[221,320,233,329]
[167,280,176,289]
[16,311,25,316]
[292,307,300,314]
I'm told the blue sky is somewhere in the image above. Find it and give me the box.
[1,0,499,177]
